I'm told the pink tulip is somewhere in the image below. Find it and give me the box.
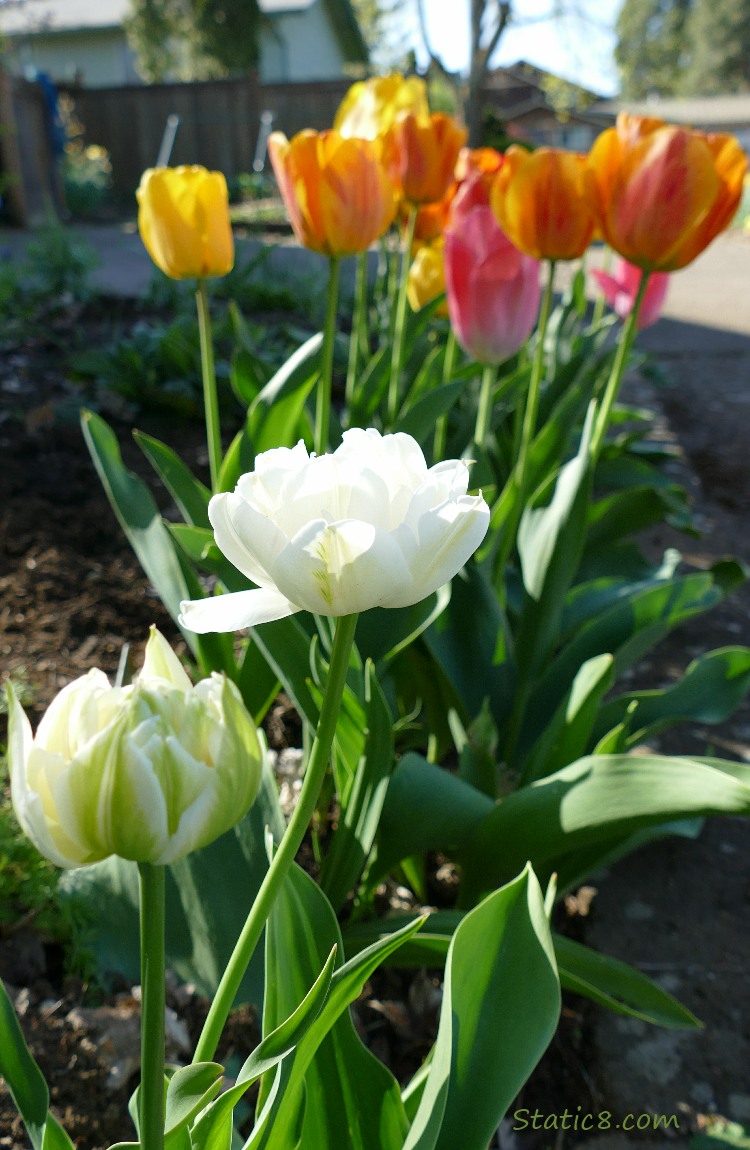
[444,205,541,364]
[591,258,670,329]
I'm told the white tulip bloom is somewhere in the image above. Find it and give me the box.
[8,628,263,869]
[179,429,490,633]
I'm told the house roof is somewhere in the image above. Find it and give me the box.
[595,93,750,129]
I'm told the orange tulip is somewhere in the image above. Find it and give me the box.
[383,112,468,205]
[490,146,595,261]
[584,114,748,271]
[268,129,397,257]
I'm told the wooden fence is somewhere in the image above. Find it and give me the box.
[64,75,354,198]
[0,70,59,225]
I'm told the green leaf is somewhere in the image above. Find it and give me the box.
[554,936,700,1029]
[356,587,451,670]
[594,646,750,749]
[395,380,466,446]
[59,755,284,1006]
[134,430,212,528]
[532,571,729,736]
[192,948,337,1150]
[0,978,74,1150]
[165,1063,225,1142]
[319,661,394,910]
[425,561,514,727]
[257,861,419,1150]
[404,866,560,1150]
[461,754,750,902]
[247,332,322,452]
[80,408,229,673]
[367,753,494,885]
[520,653,615,783]
[251,615,320,733]
[343,915,700,1029]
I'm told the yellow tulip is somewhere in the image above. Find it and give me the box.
[334,73,429,141]
[137,165,234,279]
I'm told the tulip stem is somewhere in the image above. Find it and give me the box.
[193,612,359,1065]
[433,328,458,462]
[196,280,222,492]
[515,259,556,502]
[346,250,369,409]
[475,363,498,447]
[316,257,341,455]
[388,204,418,425]
[486,260,557,589]
[590,244,614,329]
[590,270,650,462]
[138,862,166,1150]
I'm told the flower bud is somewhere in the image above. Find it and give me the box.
[8,629,263,869]
[136,165,234,280]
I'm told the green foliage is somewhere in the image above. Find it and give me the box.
[0,782,63,936]
[681,0,750,93]
[615,0,691,98]
[124,0,262,82]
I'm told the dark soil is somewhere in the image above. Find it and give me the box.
[1,285,749,1149]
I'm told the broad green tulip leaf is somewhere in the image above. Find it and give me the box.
[461,754,750,903]
[80,408,230,674]
[168,525,249,591]
[514,411,594,684]
[258,860,418,1150]
[58,755,284,1006]
[594,646,750,749]
[218,420,257,494]
[585,485,690,550]
[553,936,700,1028]
[0,978,71,1150]
[237,638,282,727]
[320,660,395,910]
[355,585,451,669]
[250,615,320,733]
[133,430,211,528]
[395,380,466,446]
[165,1063,225,1140]
[404,866,560,1150]
[367,753,494,885]
[520,654,615,784]
[246,332,322,455]
[455,699,499,798]
[343,915,699,1028]
[349,345,390,423]
[531,570,734,742]
[425,561,514,726]
[560,548,681,642]
[191,948,337,1150]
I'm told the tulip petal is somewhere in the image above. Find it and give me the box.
[179,588,301,632]
[395,495,491,605]
[210,491,286,586]
[271,518,413,616]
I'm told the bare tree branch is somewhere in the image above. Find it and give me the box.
[416,0,455,76]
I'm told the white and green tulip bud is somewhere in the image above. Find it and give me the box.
[7,628,263,869]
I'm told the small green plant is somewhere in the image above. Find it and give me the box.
[25,223,98,303]
[63,143,113,219]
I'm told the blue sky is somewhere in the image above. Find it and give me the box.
[408,0,624,96]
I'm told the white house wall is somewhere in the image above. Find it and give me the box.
[259,3,348,83]
[7,29,140,87]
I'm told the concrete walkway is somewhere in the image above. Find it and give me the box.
[2,221,749,349]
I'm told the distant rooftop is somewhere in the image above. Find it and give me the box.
[596,93,750,128]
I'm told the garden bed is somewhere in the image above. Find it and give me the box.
[1,267,749,1147]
